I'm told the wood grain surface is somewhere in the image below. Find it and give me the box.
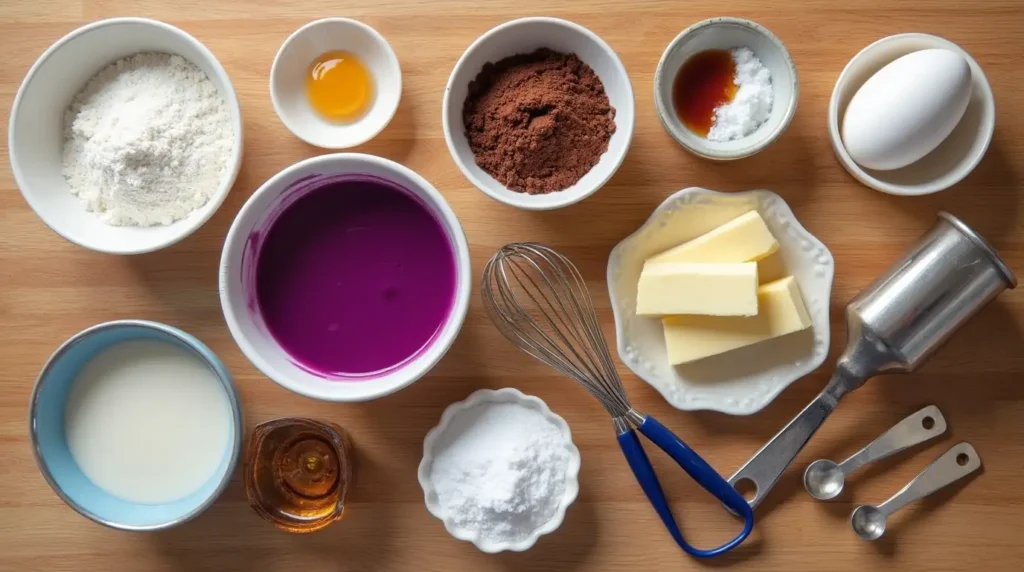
[2,1,1023,570]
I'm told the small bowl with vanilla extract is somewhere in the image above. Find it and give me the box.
[654,17,798,160]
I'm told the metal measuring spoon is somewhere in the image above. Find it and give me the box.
[804,405,947,500]
[728,214,1013,510]
[850,442,981,540]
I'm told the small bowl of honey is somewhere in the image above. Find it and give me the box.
[654,17,798,160]
[270,18,401,149]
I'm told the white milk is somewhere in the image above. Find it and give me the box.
[64,339,233,504]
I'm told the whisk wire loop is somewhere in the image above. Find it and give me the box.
[482,243,632,416]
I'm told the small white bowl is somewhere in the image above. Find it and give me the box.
[654,17,798,160]
[270,18,401,149]
[417,388,581,553]
[8,17,243,255]
[219,153,471,402]
[607,187,834,415]
[442,17,635,210]
[829,33,995,196]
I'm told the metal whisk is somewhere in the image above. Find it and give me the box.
[482,243,753,559]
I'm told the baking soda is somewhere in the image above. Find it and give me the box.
[708,47,774,142]
[427,402,572,544]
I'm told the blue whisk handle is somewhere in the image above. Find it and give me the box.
[616,415,754,558]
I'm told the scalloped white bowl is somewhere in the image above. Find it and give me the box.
[417,388,581,552]
[607,187,834,415]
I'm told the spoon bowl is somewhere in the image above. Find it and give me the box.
[850,505,887,540]
[803,459,845,500]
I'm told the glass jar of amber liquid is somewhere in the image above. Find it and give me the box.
[244,417,354,533]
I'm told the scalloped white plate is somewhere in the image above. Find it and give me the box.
[417,388,581,552]
[607,187,834,415]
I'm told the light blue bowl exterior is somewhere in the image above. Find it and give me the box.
[29,320,243,531]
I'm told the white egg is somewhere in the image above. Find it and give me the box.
[841,49,972,171]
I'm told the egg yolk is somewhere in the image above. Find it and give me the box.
[306,51,373,122]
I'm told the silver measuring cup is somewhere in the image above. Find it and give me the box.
[729,212,1015,510]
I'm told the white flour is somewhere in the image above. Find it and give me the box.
[428,402,571,544]
[708,47,774,142]
[62,52,234,226]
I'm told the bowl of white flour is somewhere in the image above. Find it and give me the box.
[9,17,243,254]
[418,388,581,553]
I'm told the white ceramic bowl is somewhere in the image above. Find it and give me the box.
[8,17,243,255]
[607,187,834,415]
[828,33,995,196]
[417,388,581,552]
[270,18,401,149]
[654,17,797,160]
[218,153,471,402]
[442,17,635,210]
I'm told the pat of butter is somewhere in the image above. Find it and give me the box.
[636,262,758,317]
[662,276,812,365]
[646,210,779,265]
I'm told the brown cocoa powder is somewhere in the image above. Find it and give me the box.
[462,49,616,195]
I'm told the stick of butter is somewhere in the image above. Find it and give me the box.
[662,276,811,365]
[647,210,779,265]
[636,262,758,316]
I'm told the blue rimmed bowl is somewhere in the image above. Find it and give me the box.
[29,320,243,531]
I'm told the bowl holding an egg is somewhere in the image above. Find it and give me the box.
[270,18,401,149]
[30,320,243,531]
[220,153,471,402]
[607,188,834,415]
[654,17,798,160]
[442,17,635,210]
[8,17,243,255]
[829,33,995,196]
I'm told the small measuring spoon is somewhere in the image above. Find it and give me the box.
[804,405,947,500]
[850,442,981,540]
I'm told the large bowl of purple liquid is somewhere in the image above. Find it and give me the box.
[219,153,471,401]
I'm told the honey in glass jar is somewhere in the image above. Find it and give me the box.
[244,417,354,533]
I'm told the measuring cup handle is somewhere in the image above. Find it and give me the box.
[729,385,843,510]
[616,418,753,558]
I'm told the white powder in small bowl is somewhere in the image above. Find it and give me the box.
[427,401,573,545]
[708,47,774,142]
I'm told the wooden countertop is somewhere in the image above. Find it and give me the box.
[2,1,1022,570]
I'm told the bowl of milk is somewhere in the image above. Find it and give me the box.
[30,320,242,531]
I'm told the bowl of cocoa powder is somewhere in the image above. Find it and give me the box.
[443,17,634,210]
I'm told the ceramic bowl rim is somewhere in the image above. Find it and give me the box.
[269,17,402,149]
[441,16,635,211]
[28,319,244,531]
[653,16,799,160]
[606,186,835,415]
[218,152,472,403]
[826,32,996,196]
[7,16,244,255]
[416,387,582,552]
